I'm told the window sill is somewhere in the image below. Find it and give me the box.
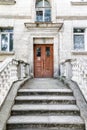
[71,1,87,5]
[0,51,15,55]
[0,0,16,5]
[71,50,87,55]
[35,21,52,23]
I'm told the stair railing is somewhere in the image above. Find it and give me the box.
[60,58,87,101]
[0,58,30,108]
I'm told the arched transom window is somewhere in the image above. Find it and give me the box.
[36,0,51,22]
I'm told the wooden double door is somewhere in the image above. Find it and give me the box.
[34,44,53,78]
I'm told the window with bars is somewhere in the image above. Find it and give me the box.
[73,28,85,50]
[0,28,13,52]
[36,0,51,22]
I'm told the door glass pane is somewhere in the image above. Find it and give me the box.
[36,11,43,22]
[45,9,51,22]
[46,47,50,56]
[36,47,41,57]
[9,33,13,51]
[1,34,8,51]
[74,35,84,50]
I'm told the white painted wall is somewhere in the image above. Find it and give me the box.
[0,0,32,16]
[56,0,87,17]
[0,0,87,73]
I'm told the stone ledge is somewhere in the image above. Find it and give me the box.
[0,51,15,55]
[71,1,87,6]
[0,15,31,19]
[24,22,63,31]
[0,0,16,5]
[71,51,87,55]
[56,16,87,20]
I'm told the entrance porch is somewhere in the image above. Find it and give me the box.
[24,22,63,78]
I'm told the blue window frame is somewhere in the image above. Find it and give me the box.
[36,0,51,22]
[73,28,85,50]
[0,28,13,52]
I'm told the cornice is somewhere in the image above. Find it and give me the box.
[71,51,87,55]
[71,1,87,6]
[56,16,87,20]
[0,15,31,19]
[24,22,63,31]
[0,0,16,5]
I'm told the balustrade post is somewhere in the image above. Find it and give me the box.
[17,61,21,80]
[22,63,26,78]
[60,63,64,77]
[17,61,30,80]
[63,59,72,79]
[19,61,26,79]
[25,64,30,77]
[84,74,87,88]
[10,60,18,82]
[20,62,24,80]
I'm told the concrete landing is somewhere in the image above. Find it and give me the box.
[21,78,68,89]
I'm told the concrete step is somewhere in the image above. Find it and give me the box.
[18,89,73,96]
[5,129,85,130]
[6,78,86,130]
[15,95,76,104]
[7,115,85,130]
[11,104,80,116]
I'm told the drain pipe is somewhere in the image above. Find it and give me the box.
[58,23,63,77]
[58,32,60,76]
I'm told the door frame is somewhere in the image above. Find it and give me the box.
[28,35,59,78]
[34,44,54,78]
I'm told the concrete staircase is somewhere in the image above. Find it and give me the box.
[6,79,85,130]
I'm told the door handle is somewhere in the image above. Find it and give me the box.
[43,60,44,70]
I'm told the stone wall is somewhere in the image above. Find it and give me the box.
[0,0,87,75]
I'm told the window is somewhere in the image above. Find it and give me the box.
[36,47,41,57]
[73,28,85,50]
[46,47,50,56]
[0,28,13,52]
[36,0,51,22]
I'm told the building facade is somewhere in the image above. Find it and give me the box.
[0,0,87,78]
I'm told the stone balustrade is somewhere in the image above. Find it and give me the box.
[0,58,30,108]
[60,58,87,101]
